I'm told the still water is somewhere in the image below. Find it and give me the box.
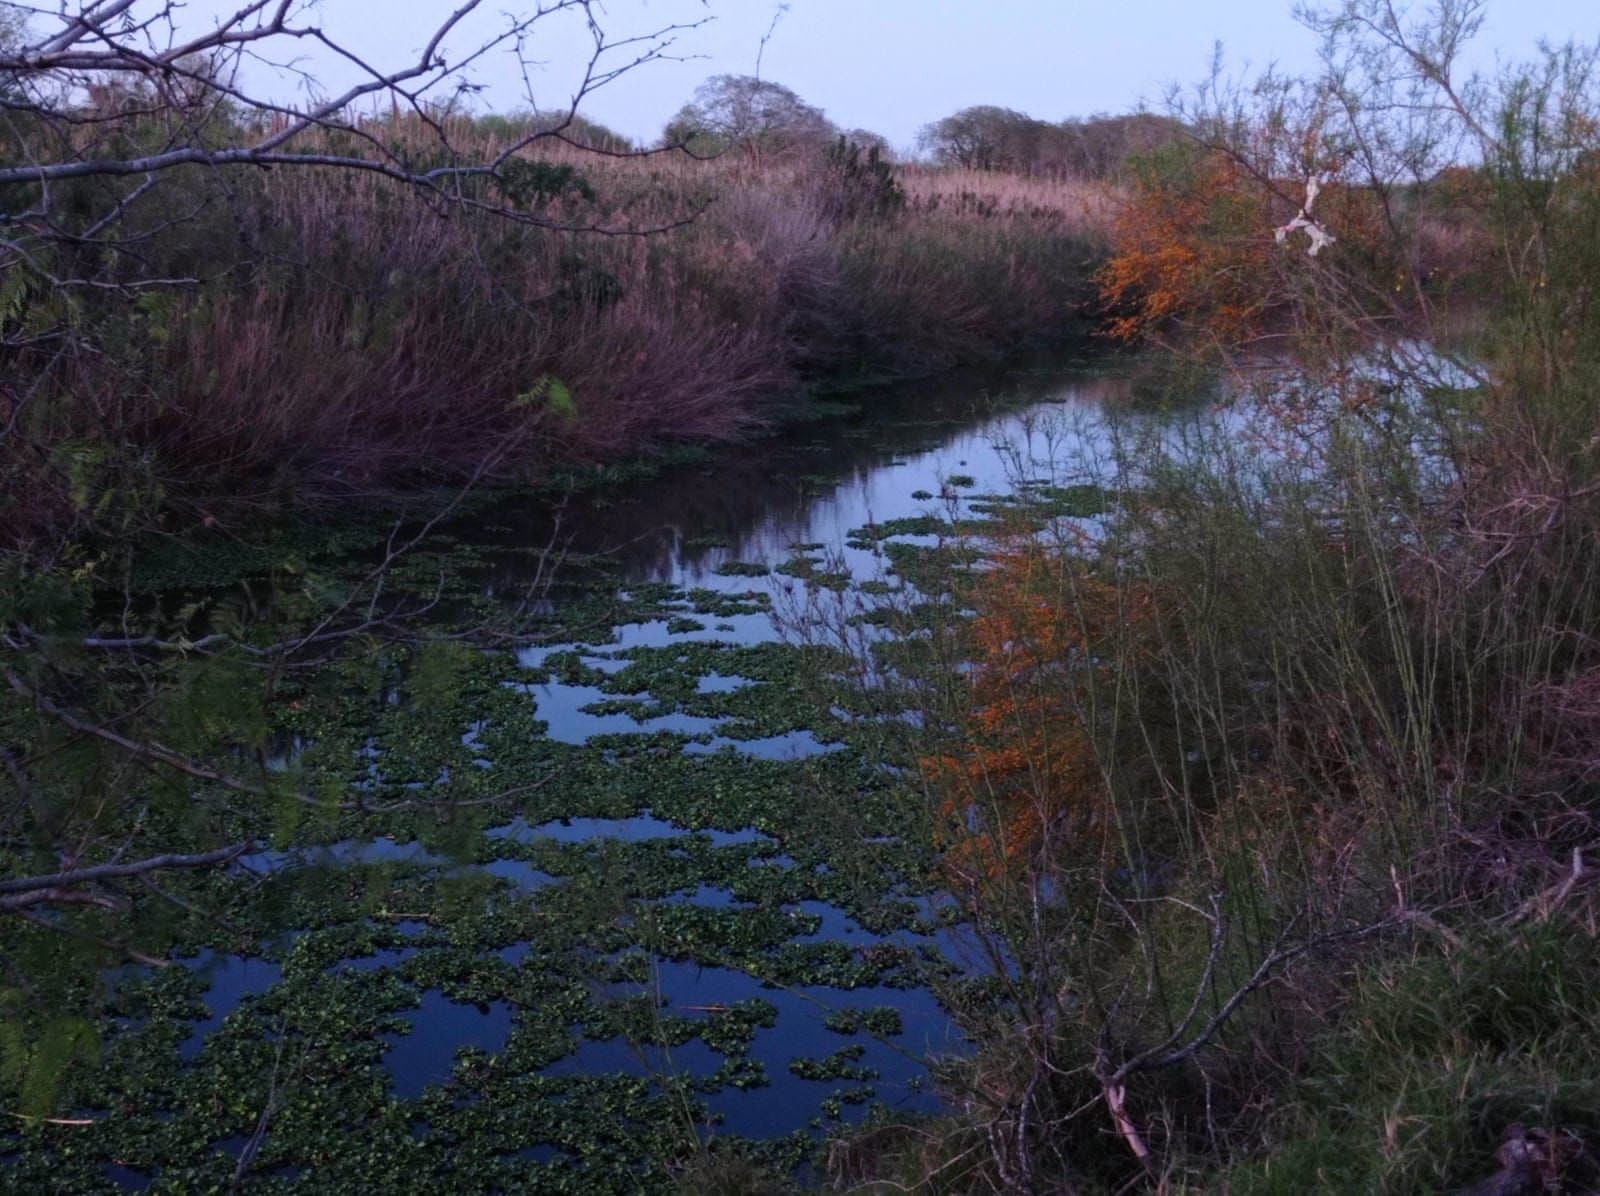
[78,360,1141,1190]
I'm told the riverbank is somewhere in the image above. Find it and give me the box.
[2,141,1115,555]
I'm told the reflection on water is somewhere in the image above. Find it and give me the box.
[563,958,960,1139]
[466,362,1132,598]
[526,680,728,744]
[683,729,844,760]
[145,359,1138,1161]
[486,814,772,848]
[383,993,516,1099]
[178,952,284,1060]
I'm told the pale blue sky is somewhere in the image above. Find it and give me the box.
[166,0,1600,152]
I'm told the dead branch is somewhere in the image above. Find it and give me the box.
[1092,908,1400,1171]
[4,665,556,814]
[0,0,712,248]
[0,841,251,898]
[4,664,346,807]
[0,886,131,913]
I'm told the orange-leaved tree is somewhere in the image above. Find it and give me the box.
[1096,144,1280,346]
[1096,135,1403,357]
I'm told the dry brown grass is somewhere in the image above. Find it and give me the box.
[2,124,1114,540]
[898,165,1122,238]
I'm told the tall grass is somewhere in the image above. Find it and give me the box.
[813,344,1600,1192]
[812,78,1600,1193]
[0,124,1117,548]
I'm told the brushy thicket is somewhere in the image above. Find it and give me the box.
[820,10,1600,1195]
[0,118,1113,551]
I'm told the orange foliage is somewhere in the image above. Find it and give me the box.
[921,546,1148,882]
[1096,150,1278,344]
[1098,144,1455,349]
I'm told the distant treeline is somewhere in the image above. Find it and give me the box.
[464,75,1184,181]
[917,107,1186,178]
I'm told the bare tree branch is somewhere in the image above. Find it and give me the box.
[0,0,714,249]
[0,841,248,897]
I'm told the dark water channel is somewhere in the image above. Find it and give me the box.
[473,362,1131,593]
[86,361,1140,1190]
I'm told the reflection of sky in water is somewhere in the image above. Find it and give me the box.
[114,358,1477,1153]
[177,952,283,1060]
[103,1164,156,1190]
[486,814,771,848]
[383,992,515,1099]
[543,1035,725,1082]
[696,671,753,694]
[563,958,963,1138]
[633,376,1127,592]
[663,883,746,908]
[682,730,844,761]
[526,681,727,744]
[149,364,1144,1148]
[479,858,558,891]
[464,363,1139,609]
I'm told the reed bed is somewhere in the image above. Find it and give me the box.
[1,125,1117,544]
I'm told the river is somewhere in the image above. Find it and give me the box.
[5,358,1140,1193]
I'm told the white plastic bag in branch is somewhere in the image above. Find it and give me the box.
[1275,177,1337,256]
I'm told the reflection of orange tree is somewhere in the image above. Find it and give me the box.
[920,541,1151,890]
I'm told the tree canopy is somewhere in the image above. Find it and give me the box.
[919,106,1184,178]
[663,74,835,155]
